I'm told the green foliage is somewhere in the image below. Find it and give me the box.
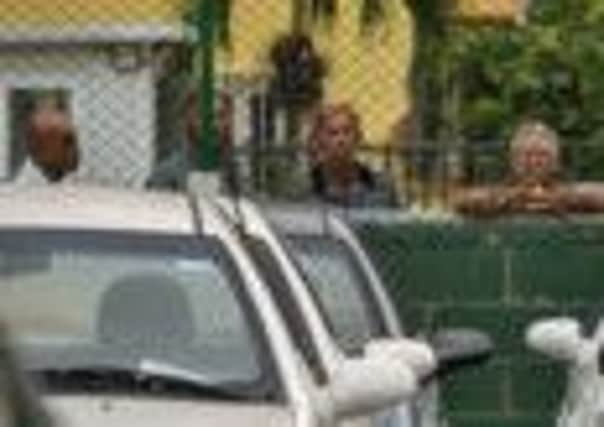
[414,0,604,153]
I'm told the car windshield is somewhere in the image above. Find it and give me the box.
[286,235,388,354]
[0,230,276,400]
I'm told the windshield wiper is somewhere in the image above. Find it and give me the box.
[30,360,251,401]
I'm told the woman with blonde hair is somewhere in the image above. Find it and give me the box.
[307,103,396,206]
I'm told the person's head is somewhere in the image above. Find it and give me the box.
[185,90,233,150]
[509,120,560,185]
[309,103,362,167]
[27,96,79,176]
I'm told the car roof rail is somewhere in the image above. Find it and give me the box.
[185,171,224,234]
[185,170,251,236]
[261,201,333,236]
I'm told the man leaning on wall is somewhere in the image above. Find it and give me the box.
[453,120,604,216]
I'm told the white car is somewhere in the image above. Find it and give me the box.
[0,185,418,427]
[212,199,493,427]
[527,317,604,427]
[272,206,495,427]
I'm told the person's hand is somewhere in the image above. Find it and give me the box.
[507,185,568,214]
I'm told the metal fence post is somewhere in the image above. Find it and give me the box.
[197,0,219,171]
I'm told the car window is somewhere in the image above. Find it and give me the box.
[0,230,280,401]
[286,235,388,355]
[240,236,328,385]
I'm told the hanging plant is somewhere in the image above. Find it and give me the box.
[268,33,326,111]
[361,0,386,27]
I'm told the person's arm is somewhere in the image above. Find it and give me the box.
[565,183,604,213]
[452,186,511,217]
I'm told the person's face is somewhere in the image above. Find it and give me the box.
[29,105,78,173]
[32,135,77,173]
[320,111,357,164]
[512,139,558,184]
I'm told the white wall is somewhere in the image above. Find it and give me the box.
[0,46,155,188]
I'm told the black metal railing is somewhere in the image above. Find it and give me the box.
[216,138,604,210]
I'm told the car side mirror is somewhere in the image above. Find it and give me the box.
[431,328,494,374]
[365,338,437,380]
[526,317,584,362]
[328,355,418,419]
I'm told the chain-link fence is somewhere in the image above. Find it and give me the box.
[207,0,417,208]
[3,3,604,427]
[4,0,604,214]
[0,0,192,188]
[228,137,604,211]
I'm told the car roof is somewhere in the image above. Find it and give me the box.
[260,201,458,232]
[241,202,330,236]
[257,202,407,235]
[0,185,196,234]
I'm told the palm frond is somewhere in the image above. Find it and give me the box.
[203,0,394,47]
[361,0,386,27]
[311,0,337,20]
[216,0,232,47]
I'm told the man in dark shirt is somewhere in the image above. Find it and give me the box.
[308,103,395,207]
[453,120,604,216]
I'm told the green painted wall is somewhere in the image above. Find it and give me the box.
[358,220,604,427]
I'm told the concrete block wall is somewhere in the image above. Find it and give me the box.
[358,220,604,427]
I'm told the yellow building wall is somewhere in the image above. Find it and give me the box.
[3,0,414,146]
[216,0,292,76]
[218,0,415,146]
[0,0,184,27]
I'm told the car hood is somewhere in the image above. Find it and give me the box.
[45,396,293,427]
